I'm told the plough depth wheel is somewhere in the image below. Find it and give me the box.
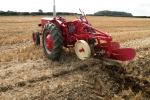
[74,40,91,60]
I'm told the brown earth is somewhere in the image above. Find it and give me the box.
[0,16,150,100]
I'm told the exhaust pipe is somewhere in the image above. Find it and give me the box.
[53,0,56,17]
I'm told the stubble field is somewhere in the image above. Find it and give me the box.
[0,16,150,100]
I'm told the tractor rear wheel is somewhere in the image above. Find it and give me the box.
[42,23,63,61]
[32,30,40,45]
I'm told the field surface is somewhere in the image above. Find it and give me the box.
[0,16,150,100]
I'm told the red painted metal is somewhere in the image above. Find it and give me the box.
[79,48,85,52]
[46,34,53,51]
[32,33,36,43]
[110,48,136,61]
[36,9,136,61]
[96,42,120,51]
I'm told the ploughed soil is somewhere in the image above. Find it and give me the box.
[0,16,150,100]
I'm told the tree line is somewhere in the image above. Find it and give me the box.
[93,10,133,17]
[0,10,150,18]
[0,10,78,16]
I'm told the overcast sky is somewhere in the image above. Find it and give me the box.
[0,0,150,16]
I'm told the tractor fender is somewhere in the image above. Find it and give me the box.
[41,18,62,29]
[50,19,62,30]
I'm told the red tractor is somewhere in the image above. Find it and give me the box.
[32,9,136,61]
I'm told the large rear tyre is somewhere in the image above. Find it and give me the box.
[42,23,63,61]
[32,30,40,45]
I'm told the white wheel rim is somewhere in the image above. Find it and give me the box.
[74,40,91,60]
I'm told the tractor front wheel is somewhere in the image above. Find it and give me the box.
[32,30,40,45]
[42,23,63,61]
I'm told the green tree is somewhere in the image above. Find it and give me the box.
[94,10,133,17]
[38,9,43,13]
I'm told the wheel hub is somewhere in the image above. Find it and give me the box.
[79,47,85,52]
[32,34,36,43]
[46,34,53,51]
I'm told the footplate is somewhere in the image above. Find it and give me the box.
[110,48,136,61]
